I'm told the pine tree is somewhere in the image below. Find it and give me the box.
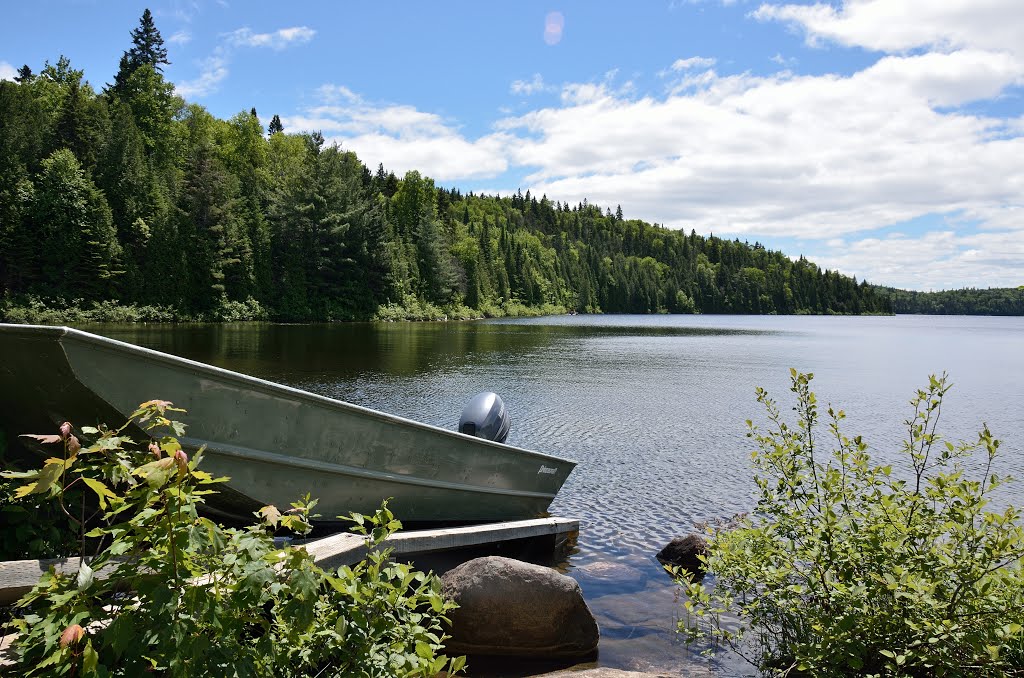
[224,109,270,301]
[113,64,178,161]
[34,149,121,299]
[176,107,246,311]
[112,9,170,93]
[97,99,163,299]
[127,9,170,72]
[268,114,284,135]
[52,79,110,172]
[14,65,33,84]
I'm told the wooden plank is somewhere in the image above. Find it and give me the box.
[0,557,90,606]
[0,518,580,605]
[308,517,579,571]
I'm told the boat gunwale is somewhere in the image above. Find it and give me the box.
[5,323,578,466]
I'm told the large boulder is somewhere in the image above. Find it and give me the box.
[655,535,708,577]
[441,556,600,658]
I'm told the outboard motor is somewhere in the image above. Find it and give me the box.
[458,391,511,444]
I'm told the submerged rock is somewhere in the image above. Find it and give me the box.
[571,560,648,595]
[655,534,708,577]
[441,555,600,658]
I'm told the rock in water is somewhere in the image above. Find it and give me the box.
[441,556,600,658]
[656,535,708,577]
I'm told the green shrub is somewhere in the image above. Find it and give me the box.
[2,402,465,677]
[0,295,181,324]
[476,299,567,318]
[681,371,1024,677]
[442,303,485,321]
[211,296,270,322]
[374,294,445,322]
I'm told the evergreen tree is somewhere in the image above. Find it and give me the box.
[14,65,33,84]
[52,79,110,172]
[0,78,50,295]
[0,174,36,296]
[0,8,899,320]
[112,9,170,94]
[224,110,271,301]
[34,148,121,299]
[176,110,244,311]
[127,9,169,72]
[113,64,179,161]
[266,132,315,317]
[97,99,164,298]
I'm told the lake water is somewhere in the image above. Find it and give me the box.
[89,315,1024,675]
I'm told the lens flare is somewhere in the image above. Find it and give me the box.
[544,11,564,45]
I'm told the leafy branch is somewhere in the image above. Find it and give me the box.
[2,403,465,677]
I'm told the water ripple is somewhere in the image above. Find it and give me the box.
[94,314,1024,676]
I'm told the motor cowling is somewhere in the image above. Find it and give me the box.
[458,391,510,443]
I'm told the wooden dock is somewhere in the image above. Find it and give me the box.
[0,517,579,606]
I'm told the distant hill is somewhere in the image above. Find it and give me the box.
[0,13,892,321]
[874,286,1024,316]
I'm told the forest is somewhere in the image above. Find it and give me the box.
[0,11,894,323]
[881,286,1024,316]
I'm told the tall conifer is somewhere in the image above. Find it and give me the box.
[112,9,170,93]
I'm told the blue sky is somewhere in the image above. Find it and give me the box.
[2,1,1022,290]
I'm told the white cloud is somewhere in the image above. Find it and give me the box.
[0,61,17,81]
[175,24,315,99]
[174,54,228,97]
[865,50,1021,107]
[753,0,1023,60]
[271,2,1024,289]
[317,84,362,104]
[511,74,548,96]
[226,26,315,51]
[482,46,1023,288]
[284,89,509,181]
[811,227,1024,290]
[671,56,717,71]
[559,82,612,106]
[557,70,636,105]
[283,45,1022,285]
[162,1,201,24]
[168,30,192,45]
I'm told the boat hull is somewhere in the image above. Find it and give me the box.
[0,324,576,523]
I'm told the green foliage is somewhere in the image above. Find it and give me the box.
[2,403,464,677]
[212,296,269,322]
[373,296,453,322]
[127,9,170,72]
[111,9,171,96]
[34,148,123,299]
[0,12,897,322]
[0,432,79,560]
[877,286,1024,316]
[0,296,180,324]
[267,114,284,135]
[680,371,1024,676]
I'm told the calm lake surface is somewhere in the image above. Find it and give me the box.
[88,314,1024,675]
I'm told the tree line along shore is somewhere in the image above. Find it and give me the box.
[3,11,1015,323]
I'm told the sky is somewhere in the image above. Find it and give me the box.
[1,1,1022,291]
